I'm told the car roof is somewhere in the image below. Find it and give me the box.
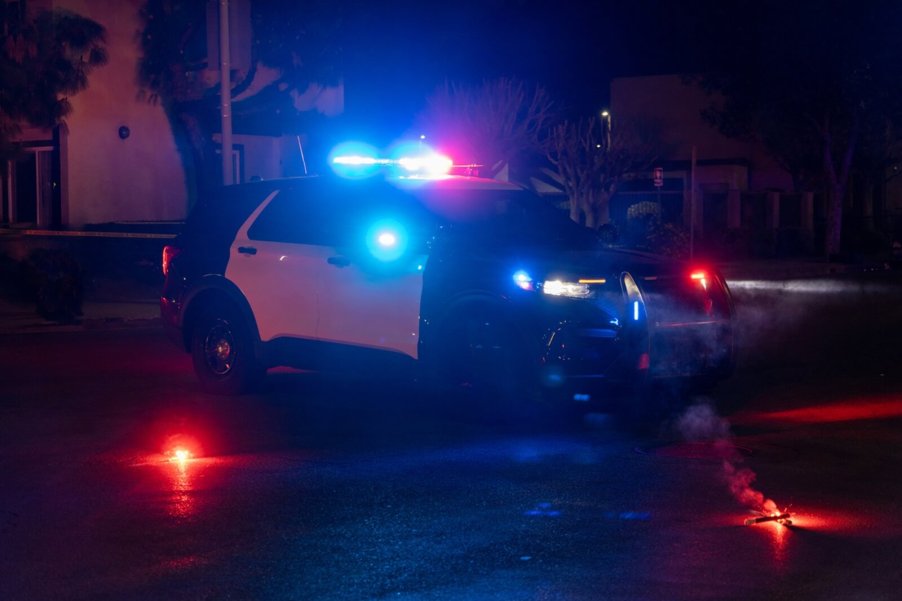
[390,175,524,192]
[236,173,525,193]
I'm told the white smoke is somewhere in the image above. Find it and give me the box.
[676,400,777,514]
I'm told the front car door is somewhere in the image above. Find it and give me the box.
[314,183,435,359]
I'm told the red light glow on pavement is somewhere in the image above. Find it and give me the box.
[762,513,791,565]
[730,507,875,536]
[783,508,873,533]
[734,396,902,425]
[130,449,224,520]
[169,457,194,519]
[766,398,902,423]
[706,506,874,568]
[161,434,204,518]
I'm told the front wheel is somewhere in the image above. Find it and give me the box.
[429,310,543,418]
[190,303,263,395]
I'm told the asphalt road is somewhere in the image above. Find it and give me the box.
[2,272,902,600]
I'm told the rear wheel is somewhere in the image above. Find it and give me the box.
[190,302,264,395]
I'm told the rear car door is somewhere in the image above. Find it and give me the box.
[225,185,325,342]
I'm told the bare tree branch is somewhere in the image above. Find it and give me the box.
[546,116,662,228]
[416,77,556,178]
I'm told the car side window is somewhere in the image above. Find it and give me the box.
[247,186,351,247]
[247,180,441,251]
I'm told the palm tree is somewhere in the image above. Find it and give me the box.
[137,0,343,202]
[0,7,107,161]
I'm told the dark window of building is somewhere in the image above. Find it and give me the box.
[1,0,26,35]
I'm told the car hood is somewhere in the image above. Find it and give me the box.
[512,246,687,280]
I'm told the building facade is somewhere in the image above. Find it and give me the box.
[3,0,188,228]
[610,75,816,255]
[2,0,340,230]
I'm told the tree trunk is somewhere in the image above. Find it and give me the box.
[569,198,580,224]
[585,206,597,229]
[820,116,858,259]
[596,191,611,225]
[825,184,843,258]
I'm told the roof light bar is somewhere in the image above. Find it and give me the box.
[330,141,453,179]
[332,155,391,166]
[398,154,453,176]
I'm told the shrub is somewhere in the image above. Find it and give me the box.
[21,249,84,322]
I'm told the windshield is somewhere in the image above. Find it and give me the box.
[414,188,599,251]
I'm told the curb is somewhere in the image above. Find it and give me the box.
[0,298,161,335]
[0,316,162,336]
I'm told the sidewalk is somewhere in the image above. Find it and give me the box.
[0,226,170,334]
[0,278,161,335]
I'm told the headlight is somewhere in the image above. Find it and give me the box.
[541,279,593,299]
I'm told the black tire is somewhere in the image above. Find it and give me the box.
[433,309,539,417]
[190,302,264,395]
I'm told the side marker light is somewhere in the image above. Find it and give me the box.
[513,270,534,291]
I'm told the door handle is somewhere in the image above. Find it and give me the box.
[327,255,351,268]
[237,246,257,255]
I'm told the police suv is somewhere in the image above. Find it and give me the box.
[161,153,734,404]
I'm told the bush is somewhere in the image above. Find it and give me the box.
[612,216,690,258]
[21,249,84,322]
[0,252,23,300]
[645,220,690,259]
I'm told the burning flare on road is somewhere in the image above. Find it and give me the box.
[744,511,793,526]
[168,447,193,466]
[675,402,798,528]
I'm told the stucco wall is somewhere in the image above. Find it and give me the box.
[56,0,188,225]
[611,75,793,193]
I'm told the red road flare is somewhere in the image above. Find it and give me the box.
[744,512,792,526]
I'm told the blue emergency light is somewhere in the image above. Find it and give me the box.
[366,219,408,262]
[330,141,452,179]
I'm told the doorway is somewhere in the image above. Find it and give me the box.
[3,145,55,227]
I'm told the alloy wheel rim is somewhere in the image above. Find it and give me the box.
[204,321,236,376]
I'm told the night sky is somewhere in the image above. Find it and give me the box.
[337,0,712,142]
[314,0,901,150]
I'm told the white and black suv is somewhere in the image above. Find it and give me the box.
[161,170,734,402]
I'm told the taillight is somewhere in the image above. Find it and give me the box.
[162,245,181,277]
[689,268,729,317]
[689,269,709,291]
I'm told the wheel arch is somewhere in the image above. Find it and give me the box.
[419,291,521,365]
[180,276,262,355]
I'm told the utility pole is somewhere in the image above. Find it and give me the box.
[601,110,611,150]
[690,145,697,259]
[219,0,233,185]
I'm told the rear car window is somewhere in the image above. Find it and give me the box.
[248,179,440,249]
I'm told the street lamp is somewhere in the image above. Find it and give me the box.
[600,110,612,150]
